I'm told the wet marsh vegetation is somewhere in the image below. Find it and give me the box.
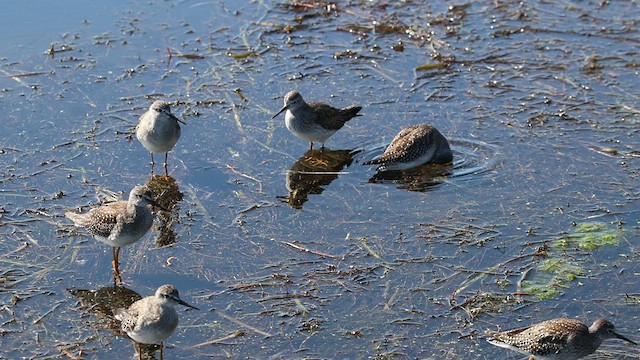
[1,0,639,358]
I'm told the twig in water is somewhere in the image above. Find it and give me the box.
[193,330,247,347]
[281,241,339,259]
[33,301,63,324]
[226,164,263,193]
[215,310,272,337]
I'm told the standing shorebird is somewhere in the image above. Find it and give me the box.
[272,90,362,150]
[114,284,199,360]
[65,185,162,284]
[485,318,637,359]
[136,100,185,175]
[363,124,452,171]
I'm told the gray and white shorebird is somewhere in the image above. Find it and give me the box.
[114,284,199,360]
[485,318,637,360]
[363,124,452,171]
[65,185,162,284]
[272,90,362,150]
[136,100,185,174]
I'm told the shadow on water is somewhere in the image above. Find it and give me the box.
[68,285,141,330]
[280,148,355,209]
[362,138,500,192]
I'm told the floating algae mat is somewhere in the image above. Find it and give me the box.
[520,259,585,300]
[521,222,621,300]
[554,222,620,250]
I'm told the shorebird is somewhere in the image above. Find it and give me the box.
[363,124,452,171]
[65,185,162,284]
[136,100,185,175]
[114,284,199,360]
[272,90,362,150]
[485,318,637,359]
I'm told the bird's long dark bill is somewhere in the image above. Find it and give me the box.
[615,332,637,345]
[169,112,187,125]
[160,108,186,125]
[271,106,288,119]
[178,299,200,310]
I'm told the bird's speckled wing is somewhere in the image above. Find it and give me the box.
[309,102,362,130]
[365,125,425,164]
[83,201,127,238]
[486,319,586,356]
[114,305,140,333]
[488,328,567,355]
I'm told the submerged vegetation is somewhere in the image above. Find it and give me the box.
[555,222,621,250]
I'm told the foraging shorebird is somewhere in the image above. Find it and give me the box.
[272,90,362,150]
[364,124,452,171]
[485,318,637,359]
[136,100,185,175]
[65,185,162,284]
[114,285,199,360]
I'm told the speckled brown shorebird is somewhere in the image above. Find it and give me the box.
[114,285,199,360]
[485,318,637,360]
[136,100,185,174]
[272,90,362,150]
[65,185,162,284]
[363,124,452,171]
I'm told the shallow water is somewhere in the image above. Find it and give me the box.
[1,0,639,359]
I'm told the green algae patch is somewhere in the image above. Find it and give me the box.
[520,260,584,300]
[539,259,584,278]
[576,222,606,232]
[539,259,584,282]
[513,222,622,300]
[520,278,561,300]
[553,222,620,250]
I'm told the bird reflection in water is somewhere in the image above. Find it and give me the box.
[145,175,183,247]
[368,162,453,192]
[282,149,355,209]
